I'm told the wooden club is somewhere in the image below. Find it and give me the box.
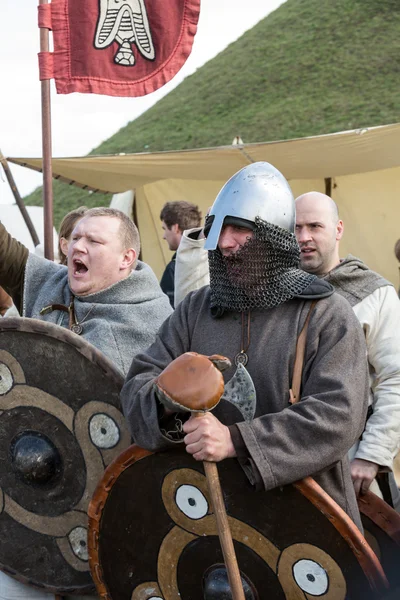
[155,352,246,600]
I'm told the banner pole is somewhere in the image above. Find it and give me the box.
[0,150,40,247]
[39,0,54,260]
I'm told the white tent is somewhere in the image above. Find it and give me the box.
[0,205,58,256]
[9,122,400,285]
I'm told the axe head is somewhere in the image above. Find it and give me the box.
[221,363,257,422]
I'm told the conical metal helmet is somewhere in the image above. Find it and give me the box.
[204,162,295,250]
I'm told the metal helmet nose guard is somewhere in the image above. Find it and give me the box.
[204,162,295,250]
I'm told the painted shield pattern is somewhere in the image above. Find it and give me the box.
[89,446,390,600]
[0,318,131,595]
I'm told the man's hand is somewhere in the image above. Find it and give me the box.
[0,287,12,317]
[351,458,379,496]
[183,412,236,462]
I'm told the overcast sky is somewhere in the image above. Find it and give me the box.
[0,0,286,204]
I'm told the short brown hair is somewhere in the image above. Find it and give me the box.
[58,206,87,264]
[83,207,140,263]
[160,201,201,231]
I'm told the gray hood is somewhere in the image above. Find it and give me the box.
[324,254,391,307]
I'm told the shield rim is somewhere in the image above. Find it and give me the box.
[0,317,124,386]
[358,490,400,547]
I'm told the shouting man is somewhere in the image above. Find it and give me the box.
[0,207,172,376]
[0,207,172,599]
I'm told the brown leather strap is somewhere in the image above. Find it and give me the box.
[68,300,76,330]
[39,300,76,330]
[39,303,70,315]
[289,300,318,404]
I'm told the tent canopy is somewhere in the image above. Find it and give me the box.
[9,122,400,192]
[9,123,400,285]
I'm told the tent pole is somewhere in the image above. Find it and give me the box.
[39,0,54,260]
[131,192,143,261]
[325,177,332,197]
[0,150,40,247]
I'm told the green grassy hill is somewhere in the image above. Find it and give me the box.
[25,0,400,227]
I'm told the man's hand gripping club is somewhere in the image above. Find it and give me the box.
[155,351,234,461]
[183,411,236,462]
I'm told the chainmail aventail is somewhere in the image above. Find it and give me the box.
[208,217,316,313]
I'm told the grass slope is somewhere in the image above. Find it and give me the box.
[25,0,400,228]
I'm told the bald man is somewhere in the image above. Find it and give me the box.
[295,192,400,507]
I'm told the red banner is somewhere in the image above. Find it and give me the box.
[39,0,201,97]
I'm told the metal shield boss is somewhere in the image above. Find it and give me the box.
[0,318,131,595]
[204,162,295,250]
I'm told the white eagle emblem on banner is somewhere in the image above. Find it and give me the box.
[94,0,155,66]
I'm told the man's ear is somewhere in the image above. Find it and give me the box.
[336,220,344,241]
[121,248,137,270]
[171,223,181,234]
[60,237,69,257]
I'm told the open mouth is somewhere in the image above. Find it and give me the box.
[72,258,89,276]
[301,248,316,255]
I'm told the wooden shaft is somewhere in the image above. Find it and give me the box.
[203,461,245,600]
[39,0,54,260]
[0,150,40,246]
[194,412,245,600]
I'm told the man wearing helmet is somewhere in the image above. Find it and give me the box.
[121,162,369,528]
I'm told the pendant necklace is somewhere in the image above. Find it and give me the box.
[69,300,94,335]
[235,311,251,366]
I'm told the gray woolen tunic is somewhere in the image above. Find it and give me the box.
[121,286,369,529]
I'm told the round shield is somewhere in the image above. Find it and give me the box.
[89,446,389,600]
[0,317,131,595]
[358,491,400,594]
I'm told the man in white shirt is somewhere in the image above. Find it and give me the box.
[295,192,400,507]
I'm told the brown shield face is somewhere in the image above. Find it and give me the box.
[89,447,386,600]
[0,318,131,595]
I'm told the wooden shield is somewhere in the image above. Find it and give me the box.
[0,317,131,595]
[89,446,389,600]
